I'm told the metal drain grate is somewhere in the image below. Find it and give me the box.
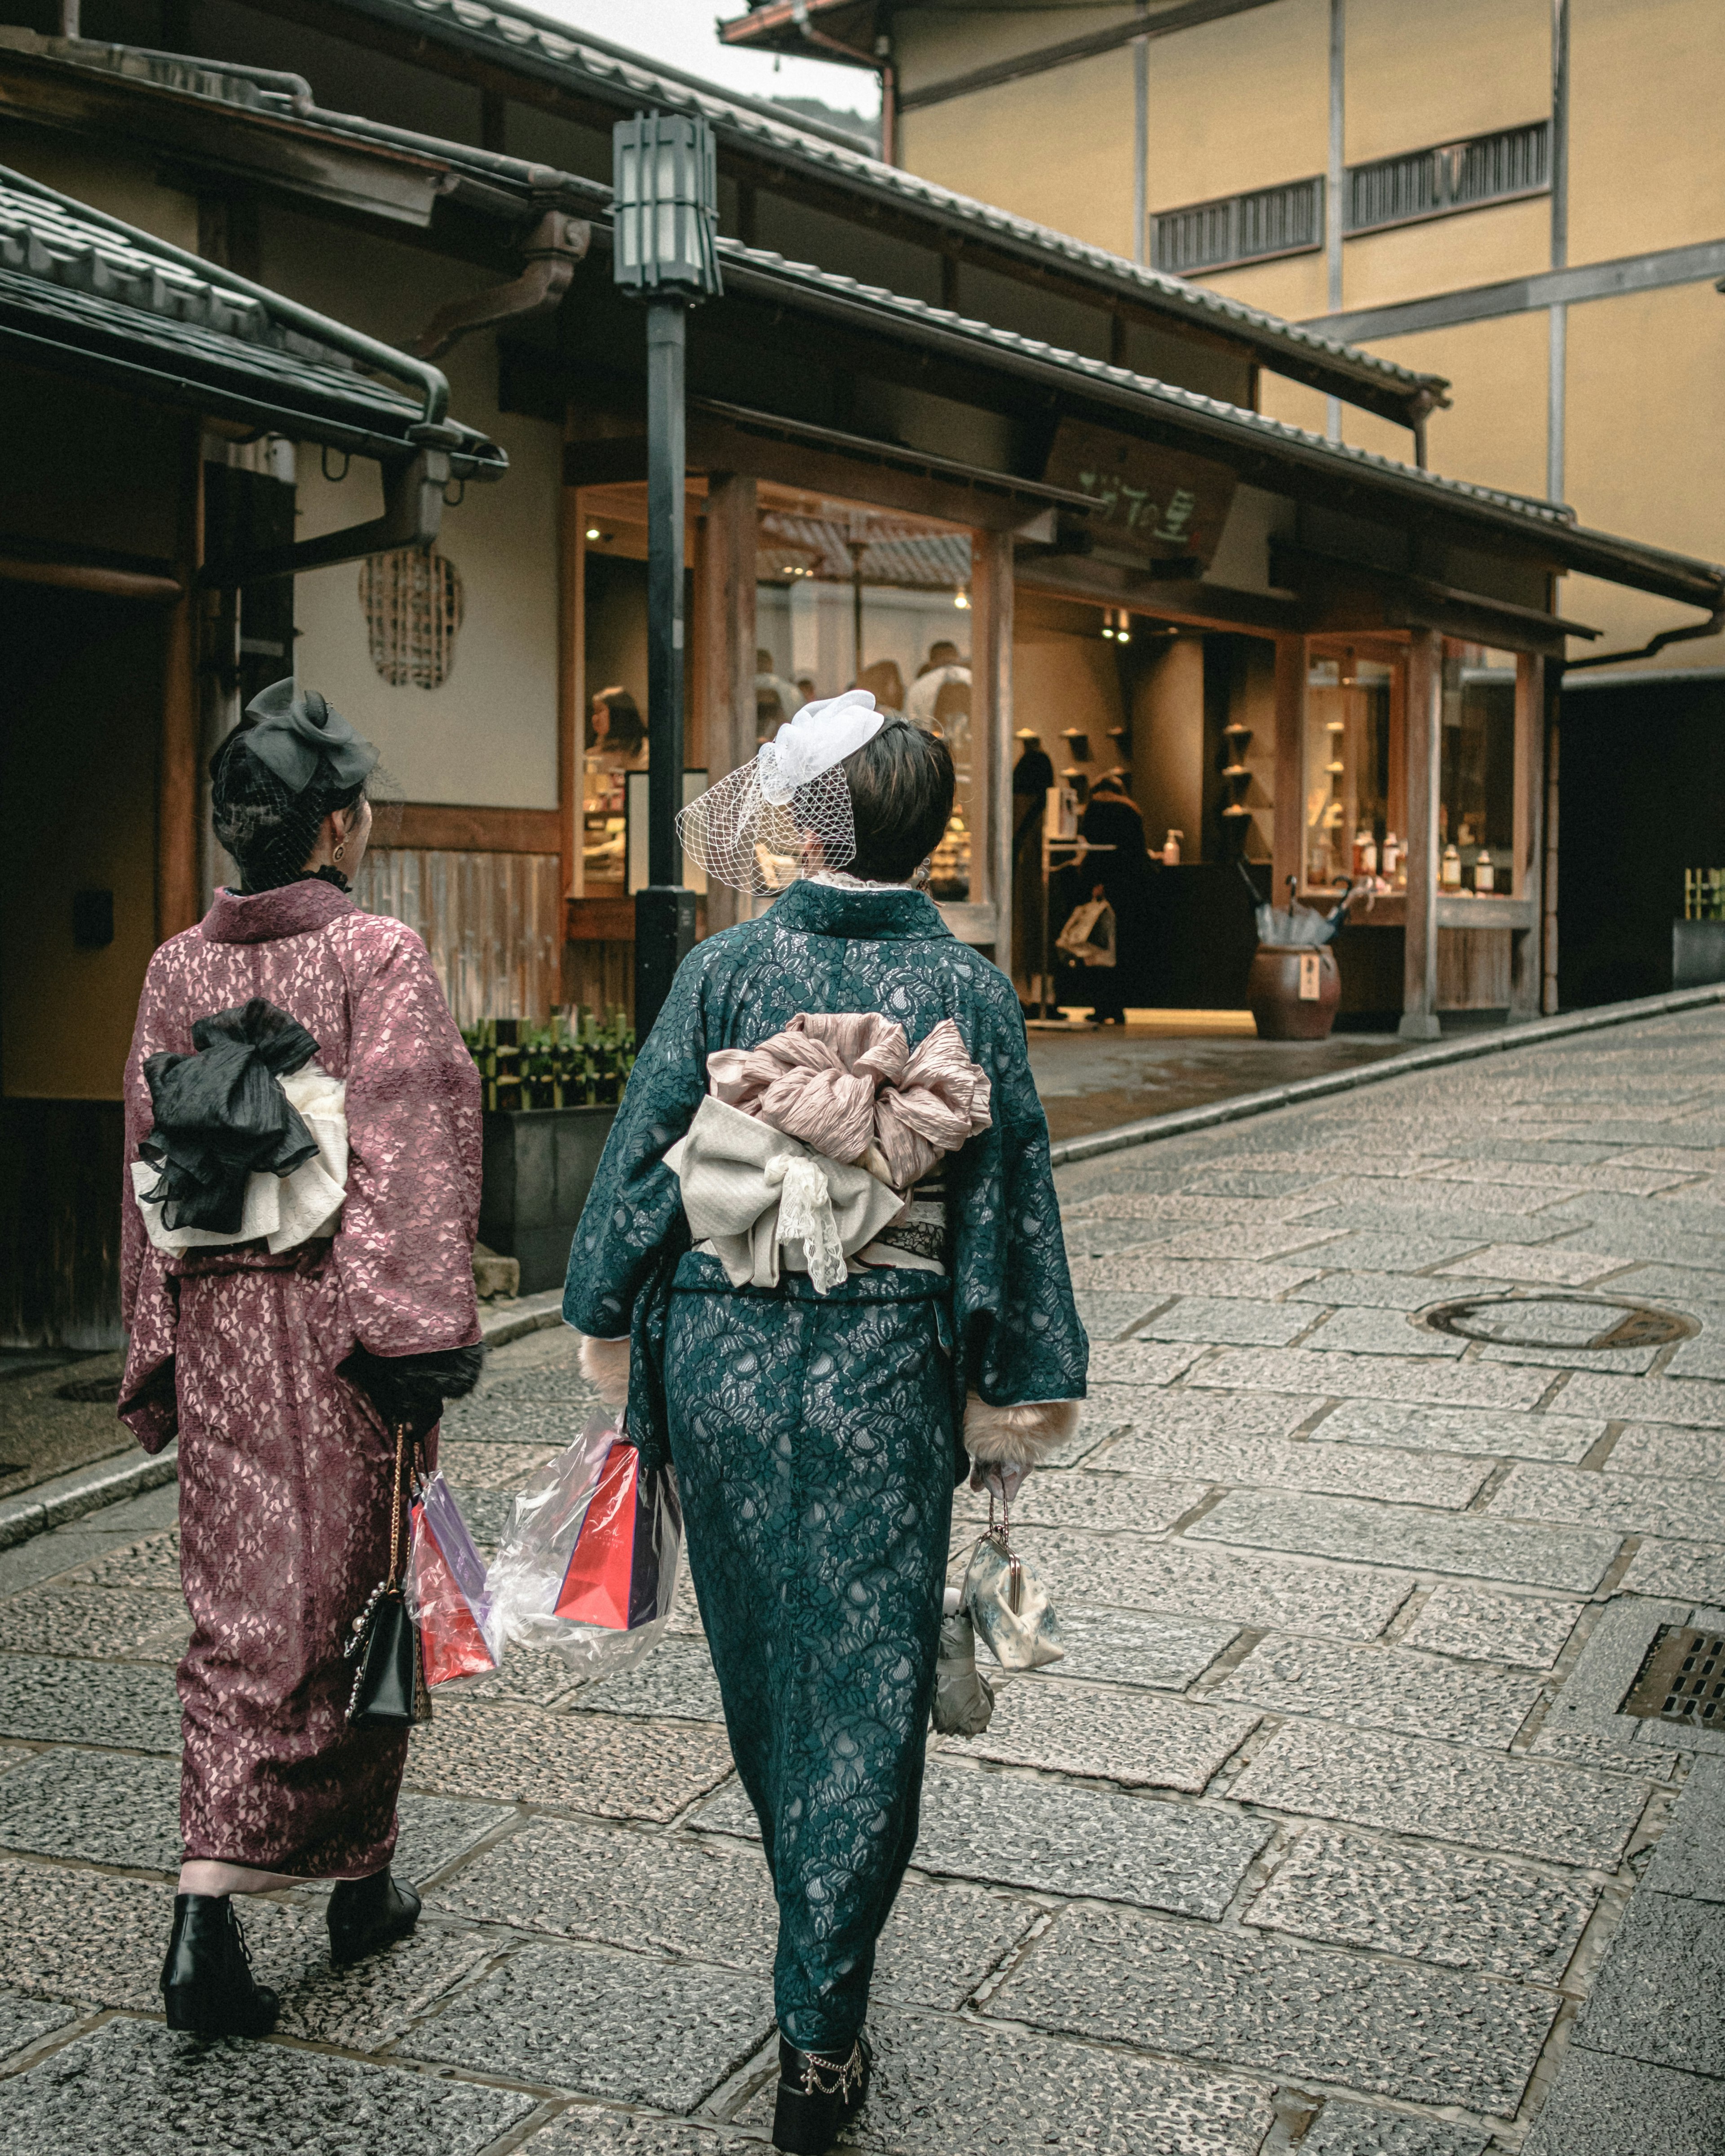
[1422,1294,1692,1351]
[1624,1626,1725,1725]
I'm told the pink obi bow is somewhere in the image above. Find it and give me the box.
[706,1012,993,1191]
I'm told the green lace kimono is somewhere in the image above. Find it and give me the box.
[563,879,1086,2052]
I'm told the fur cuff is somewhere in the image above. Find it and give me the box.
[578,1332,631,1407]
[963,1394,1081,1468]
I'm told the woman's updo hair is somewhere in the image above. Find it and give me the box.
[210,688,368,892]
[841,716,955,883]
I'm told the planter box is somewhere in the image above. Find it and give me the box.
[1673,919,1725,990]
[478,1105,618,1296]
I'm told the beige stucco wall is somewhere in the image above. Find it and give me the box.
[1344,0,1550,163]
[1341,312,1552,499]
[1143,0,1327,209]
[2,129,199,252]
[259,208,563,809]
[1570,0,1725,262]
[1343,197,1550,311]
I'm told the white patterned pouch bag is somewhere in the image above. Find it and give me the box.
[962,1515,1065,1671]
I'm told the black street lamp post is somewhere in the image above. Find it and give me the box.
[611,111,723,1037]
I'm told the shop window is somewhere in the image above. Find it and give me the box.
[1304,645,1402,892]
[754,489,978,901]
[1441,647,1517,896]
[358,546,464,690]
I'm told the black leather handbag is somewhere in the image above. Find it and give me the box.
[345,1423,432,1727]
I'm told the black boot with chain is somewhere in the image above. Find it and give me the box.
[772,2032,871,2155]
[327,1869,421,1968]
[160,1894,280,2038]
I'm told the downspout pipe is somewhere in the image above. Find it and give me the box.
[1562,607,1725,671]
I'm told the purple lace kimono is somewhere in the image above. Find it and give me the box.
[119,879,481,1878]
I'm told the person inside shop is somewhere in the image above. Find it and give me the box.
[587,684,647,768]
[119,680,484,2037]
[1012,729,1056,1009]
[915,638,960,678]
[562,692,1088,2156]
[906,644,970,737]
[757,649,805,732]
[1079,769,1153,1025]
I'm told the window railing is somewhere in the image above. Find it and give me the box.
[1346,122,1550,234]
[1152,176,1323,276]
[1150,120,1551,277]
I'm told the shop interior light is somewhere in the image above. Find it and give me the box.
[585,526,602,541]
[954,588,970,610]
[611,113,723,300]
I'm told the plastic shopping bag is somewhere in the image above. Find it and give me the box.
[407,1471,500,1691]
[486,1405,683,1679]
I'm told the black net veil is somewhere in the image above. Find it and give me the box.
[210,681,395,891]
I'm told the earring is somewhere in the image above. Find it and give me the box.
[333,842,346,863]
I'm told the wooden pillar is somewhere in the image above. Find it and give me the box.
[1271,634,1305,898]
[1510,650,1546,1018]
[1544,682,1561,1015]
[970,528,1013,964]
[1400,627,1442,1039]
[696,472,756,932]
[558,479,585,903]
[156,419,203,944]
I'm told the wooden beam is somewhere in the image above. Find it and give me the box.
[1509,651,1545,1018]
[559,476,584,902]
[970,528,1014,963]
[696,472,757,933]
[388,804,562,853]
[1399,628,1442,1039]
[156,420,202,945]
[0,556,181,603]
[1272,635,1304,899]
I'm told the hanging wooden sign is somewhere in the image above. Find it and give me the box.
[1042,420,1238,567]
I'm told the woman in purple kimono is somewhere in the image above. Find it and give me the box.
[119,681,484,2037]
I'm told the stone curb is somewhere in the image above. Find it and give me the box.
[0,1292,567,1558]
[0,1444,180,1555]
[1048,982,1725,1169]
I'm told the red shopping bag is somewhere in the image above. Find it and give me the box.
[553,1439,679,1631]
[409,1471,498,1686]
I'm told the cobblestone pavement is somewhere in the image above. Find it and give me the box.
[4,1008,1725,2152]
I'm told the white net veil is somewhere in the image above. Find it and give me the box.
[677,689,885,895]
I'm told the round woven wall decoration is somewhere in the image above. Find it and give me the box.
[358,546,464,689]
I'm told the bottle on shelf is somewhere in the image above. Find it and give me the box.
[1441,844,1463,890]
[1352,827,1377,877]
[1162,830,1182,866]
[1474,850,1495,893]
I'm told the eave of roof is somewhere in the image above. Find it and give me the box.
[296,0,1448,426]
[0,160,505,470]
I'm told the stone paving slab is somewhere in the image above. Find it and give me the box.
[1572,1890,1725,2077]
[939,1673,1257,1791]
[985,1901,1557,2116]
[1085,1342,1208,1387]
[516,2116,757,2156]
[1312,1400,1603,1463]
[431,1814,1035,2009]
[1526,1597,1693,1776]
[1187,1347,1554,1410]
[1246,1825,1598,1979]
[1214,1636,1546,1747]
[0,1655,181,1752]
[1300,1307,1467,1358]
[1287,1272,1505,1310]
[1261,1234,1500,1273]
[955,1471,1207,1536]
[1134,1297,1315,1348]
[1399,1585,1582,1668]
[1066,1258,1327,1300]
[438,1440,560,1489]
[0,1986,75,2063]
[1188,1489,1624,1592]
[0,1584,187,1662]
[1434,1242,1628,1285]
[402,1940,774,2111]
[1619,1537,1725,1601]
[1488,1461,1711,1538]
[736,2004,1278,2156]
[55,1529,180,1587]
[1643,1755,1725,1902]
[1070,1291,1162,1341]
[1520,2049,1725,2156]
[1009,1529,1415,1639]
[563,1635,728,1725]
[405,1702,734,1819]
[1103,1428,1491,1509]
[0,2019,536,2156]
[1034,1605,1238,1690]
[0,1748,182,1871]
[1230,1722,1650,1868]
[1559,1371,1725,1427]
[1089,1389,1320,1449]
[1298,2106,1490,2156]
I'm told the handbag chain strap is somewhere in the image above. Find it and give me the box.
[385,1421,416,1593]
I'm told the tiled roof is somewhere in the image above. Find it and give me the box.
[0,163,504,467]
[328,0,1449,415]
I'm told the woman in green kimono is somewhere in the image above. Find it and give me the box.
[563,691,1087,2156]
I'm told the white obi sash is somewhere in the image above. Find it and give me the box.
[130,1062,349,1256]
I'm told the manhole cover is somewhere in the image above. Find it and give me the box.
[1625,1627,1725,1726]
[1422,1294,1692,1352]
[55,1378,121,1404]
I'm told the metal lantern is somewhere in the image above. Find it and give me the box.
[611,113,723,300]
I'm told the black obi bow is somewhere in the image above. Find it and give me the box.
[139,998,321,1233]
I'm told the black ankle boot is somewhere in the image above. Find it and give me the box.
[160,1894,280,2038]
[772,2032,871,2155]
[326,1870,420,1968]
